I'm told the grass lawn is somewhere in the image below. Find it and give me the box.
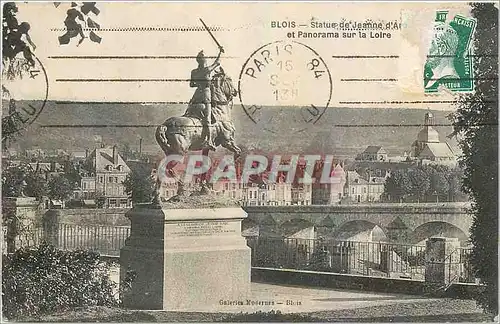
[11,298,493,322]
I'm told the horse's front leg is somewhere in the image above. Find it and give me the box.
[199,148,212,194]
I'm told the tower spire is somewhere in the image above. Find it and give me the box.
[424,109,434,126]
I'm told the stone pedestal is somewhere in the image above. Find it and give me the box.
[120,206,251,311]
[425,237,461,285]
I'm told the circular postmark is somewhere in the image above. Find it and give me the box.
[2,55,49,142]
[238,40,332,133]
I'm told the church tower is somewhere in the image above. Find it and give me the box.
[413,111,440,157]
[424,111,434,126]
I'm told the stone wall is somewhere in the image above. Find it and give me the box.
[251,267,483,299]
[44,208,130,226]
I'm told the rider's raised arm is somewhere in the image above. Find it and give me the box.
[207,47,223,72]
[77,10,85,21]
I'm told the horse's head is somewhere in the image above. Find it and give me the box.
[213,67,237,103]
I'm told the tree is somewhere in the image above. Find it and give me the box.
[47,175,73,201]
[449,3,498,316]
[446,168,467,202]
[2,164,47,199]
[63,161,82,190]
[123,164,155,204]
[408,167,430,202]
[384,170,412,202]
[23,172,48,200]
[428,166,449,200]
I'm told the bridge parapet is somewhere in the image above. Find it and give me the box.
[243,202,472,242]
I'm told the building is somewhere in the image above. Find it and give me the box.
[77,145,132,208]
[411,112,456,166]
[291,184,312,205]
[28,161,64,180]
[343,171,385,203]
[241,174,292,206]
[214,179,245,201]
[312,163,346,205]
[71,150,88,161]
[357,146,388,162]
[159,176,179,201]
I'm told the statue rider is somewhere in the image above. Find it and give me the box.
[189,46,224,151]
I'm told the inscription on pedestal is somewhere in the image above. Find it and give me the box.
[171,221,237,237]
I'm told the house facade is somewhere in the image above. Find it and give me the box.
[343,171,385,203]
[76,145,132,208]
[311,163,346,205]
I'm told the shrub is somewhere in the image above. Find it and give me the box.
[219,310,321,322]
[2,243,118,319]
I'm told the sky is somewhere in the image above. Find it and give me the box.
[5,2,475,111]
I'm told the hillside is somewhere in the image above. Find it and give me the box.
[5,101,459,157]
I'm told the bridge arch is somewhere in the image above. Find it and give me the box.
[278,218,316,238]
[410,221,468,245]
[332,220,388,242]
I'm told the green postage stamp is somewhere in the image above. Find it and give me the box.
[424,10,477,93]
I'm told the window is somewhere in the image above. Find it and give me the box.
[115,177,119,183]
[363,187,367,193]
[351,188,355,194]
[83,182,87,189]
[232,183,236,190]
[117,165,123,171]
[109,199,117,206]
[224,183,229,190]
[121,199,128,205]
[109,177,113,183]
[99,176,104,183]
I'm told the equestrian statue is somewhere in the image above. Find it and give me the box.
[154,19,241,203]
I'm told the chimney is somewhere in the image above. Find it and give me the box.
[112,145,118,164]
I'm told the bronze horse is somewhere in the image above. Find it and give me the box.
[154,70,241,199]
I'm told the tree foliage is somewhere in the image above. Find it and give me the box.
[384,165,466,202]
[2,163,47,199]
[63,161,82,190]
[47,174,73,201]
[2,244,117,319]
[123,163,155,204]
[449,3,498,316]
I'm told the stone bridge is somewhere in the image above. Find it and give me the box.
[242,203,473,244]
